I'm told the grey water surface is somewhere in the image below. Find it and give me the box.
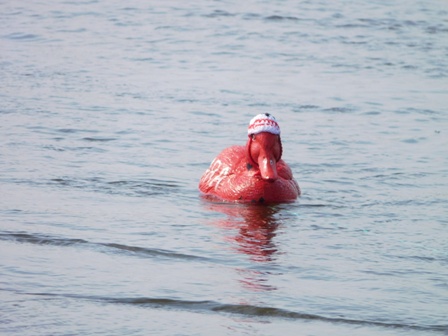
[1,0,448,335]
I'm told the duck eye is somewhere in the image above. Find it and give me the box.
[251,134,256,140]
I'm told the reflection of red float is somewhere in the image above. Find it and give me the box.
[205,202,281,263]
[199,114,300,203]
[203,202,282,291]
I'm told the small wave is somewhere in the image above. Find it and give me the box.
[55,128,100,136]
[203,10,235,18]
[293,104,320,112]
[0,232,207,262]
[323,106,356,114]
[299,203,328,208]
[57,128,85,134]
[18,291,448,333]
[4,32,42,41]
[426,24,448,35]
[49,177,181,197]
[265,15,301,22]
[102,243,208,261]
[363,111,381,116]
[82,137,117,142]
[3,176,182,198]
[0,232,88,247]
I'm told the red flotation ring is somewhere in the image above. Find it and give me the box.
[199,113,300,203]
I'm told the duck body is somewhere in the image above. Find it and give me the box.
[199,144,300,204]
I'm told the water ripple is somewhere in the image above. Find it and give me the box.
[264,15,301,22]
[3,32,42,41]
[48,177,181,197]
[14,291,448,334]
[0,232,207,262]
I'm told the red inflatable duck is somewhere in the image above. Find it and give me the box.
[199,113,300,203]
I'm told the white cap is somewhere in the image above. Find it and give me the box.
[247,113,280,135]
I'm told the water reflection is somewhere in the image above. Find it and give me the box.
[204,201,282,291]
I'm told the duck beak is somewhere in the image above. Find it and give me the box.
[258,152,278,182]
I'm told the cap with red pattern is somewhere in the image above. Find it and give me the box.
[247,113,280,135]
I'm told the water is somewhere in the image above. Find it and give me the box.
[1,0,447,335]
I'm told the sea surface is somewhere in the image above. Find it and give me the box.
[1,0,447,335]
